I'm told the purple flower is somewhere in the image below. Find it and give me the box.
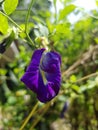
[21,48,61,103]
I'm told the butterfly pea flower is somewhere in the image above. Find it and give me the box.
[21,48,61,103]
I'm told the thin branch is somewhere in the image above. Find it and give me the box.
[19,101,39,130]
[0,54,13,62]
[30,102,50,130]
[62,45,98,77]
[53,0,57,23]
[25,0,35,46]
[0,76,11,80]
[76,72,98,83]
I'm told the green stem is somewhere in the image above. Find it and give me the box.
[30,102,50,130]
[25,0,35,46]
[53,0,57,23]
[19,101,39,130]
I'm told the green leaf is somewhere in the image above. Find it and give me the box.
[70,75,77,83]
[3,0,18,15]
[8,96,17,105]
[59,4,76,20]
[0,12,8,34]
[94,37,98,44]
[0,68,7,75]
[96,0,98,6]
[71,85,80,93]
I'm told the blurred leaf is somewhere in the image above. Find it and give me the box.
[15,90,26,96]
[96,0,98,6]
[38,10,51,19]
[71,85,80,93]
[46,20,55,33]
[70,75,77,83]
[59,4,76,20]
[94,37,98,44]
[32,16,43,23]
[7,96,17,105]
[34,24,49,37]
[2,0,18,15]
[0,12,8,34]
[80,81,96,92]
[0,68,7,75]
[56,23,71,36]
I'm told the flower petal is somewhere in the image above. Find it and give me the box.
[21,48,45,93]
[40,51,61,73]
[38,51,61,102]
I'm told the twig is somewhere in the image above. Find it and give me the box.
[76,72,98,83]
[25,0,35,46]
[30,102,50,130]
[19,101,39,130]
[0,54,13,62]
[62,45,98,77]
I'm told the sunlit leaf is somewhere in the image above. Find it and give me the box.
[70,75,77,83]
[94,37,98,44]
[0,68,7,75]
[3,0,18,15]
[0,12,8,34]
[59,4,76,20]
[71,85,80,93]
[96,0,98,6]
